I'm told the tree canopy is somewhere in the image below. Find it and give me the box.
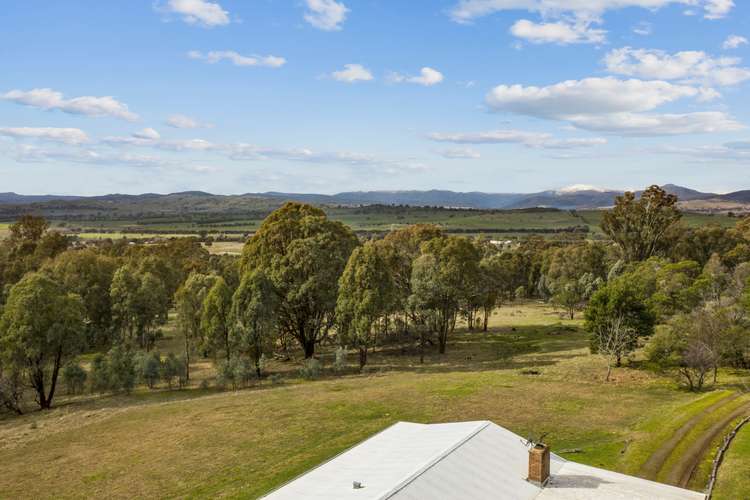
[601,185,682,262]
[240,202,358,358]
[0,273,85,409]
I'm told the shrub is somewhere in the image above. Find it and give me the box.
[269,373,283,385]
[333,346,347,373]
[175,356,188,389]
[299,358,321,380]
[216,357,237,390]
[89,353,111,393]
[62,362,87,395]
[233,357,255,388]
[136,352,161,389]
[257,354,268,378]
[160,353,181,389]
[0,367,24,414]
[108,345,136,394]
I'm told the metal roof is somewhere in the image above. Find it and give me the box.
[262,421,705,500]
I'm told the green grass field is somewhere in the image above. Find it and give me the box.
[0,222,9,239]
[0,303,746,498]
[43,208,738,243]
[713,422,750,499]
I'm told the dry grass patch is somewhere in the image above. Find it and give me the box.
[0,302,745,498]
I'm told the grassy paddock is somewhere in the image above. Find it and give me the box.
[0,303,746,498]
[713,422,750,499]
[31,208,739,242]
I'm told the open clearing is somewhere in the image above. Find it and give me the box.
[0,303,747,498]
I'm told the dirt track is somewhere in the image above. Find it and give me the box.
[669,401,750,488]
[639,392,750,490]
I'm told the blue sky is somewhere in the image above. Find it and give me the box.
[1,0,749,195]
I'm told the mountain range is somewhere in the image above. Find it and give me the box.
[1,184,749,214]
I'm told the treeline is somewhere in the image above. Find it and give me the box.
[0,217,235,412]
[1,186,749,414]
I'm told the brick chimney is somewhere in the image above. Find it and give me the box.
[527,443,550,486]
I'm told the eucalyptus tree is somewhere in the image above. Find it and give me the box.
[336,241,397,368]
[0,273,85,409]
[200,277,233,360]
[601,185,682,262]
[240,202,358,358]
[175,272,217,381]
[409,236,481,354]
[230,270,279,377]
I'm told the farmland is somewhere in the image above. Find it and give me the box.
[0,303,747,498]
[27,206,739,246]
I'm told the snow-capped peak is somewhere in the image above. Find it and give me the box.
[556,184,609,194]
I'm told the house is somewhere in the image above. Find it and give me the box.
[262,420,705,500]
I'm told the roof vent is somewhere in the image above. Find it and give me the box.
[527,443,550,486]
[353,481,364,490]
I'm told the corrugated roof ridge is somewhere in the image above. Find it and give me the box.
[259,421,418,499]
[379,420,492,500]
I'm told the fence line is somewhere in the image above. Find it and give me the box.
[705,415,750,499]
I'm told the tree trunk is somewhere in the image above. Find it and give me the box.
[713,365,718,384]
[225,330,231,362]
[605,360,612,382]
[438,329,447,354]
[32,368,48,410]
[359,347,367,369]
[483,308,489,332]
[184,334,191,382]
[45,347,63,410]
[303,339,316,359]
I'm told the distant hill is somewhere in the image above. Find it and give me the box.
[0,185,747,219]
[720,190,750,203]
[659,184,718,201]
[0,192,82,204]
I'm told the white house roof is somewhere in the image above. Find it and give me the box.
[262,421,705,500]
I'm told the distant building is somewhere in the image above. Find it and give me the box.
[262,421,704,500]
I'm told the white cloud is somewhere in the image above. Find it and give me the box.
[723,35,748,50]
[2,88,138,121]
[104,132,217,152]
[13,144,174,168]
[429,129,607,148]
[133,128,160,140]
[331,64,374,83]
[703,0,734,20]
[566,111,744,136]
[632,21,652,36]
[437,148,482,159]
[510,19,605,45]
[0,127,89,145]
[449,0,733,23]
[188,51,286,68]
[162,0,230,27]
[304,0,348,31]
[100,132,426,172]
[653,141,750,163]
[484,77,742,136]
[486,77,702,118]
[389,67,444,86]
[604,47,750,86]
[228,143,430,172]
[165,114,211,129]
